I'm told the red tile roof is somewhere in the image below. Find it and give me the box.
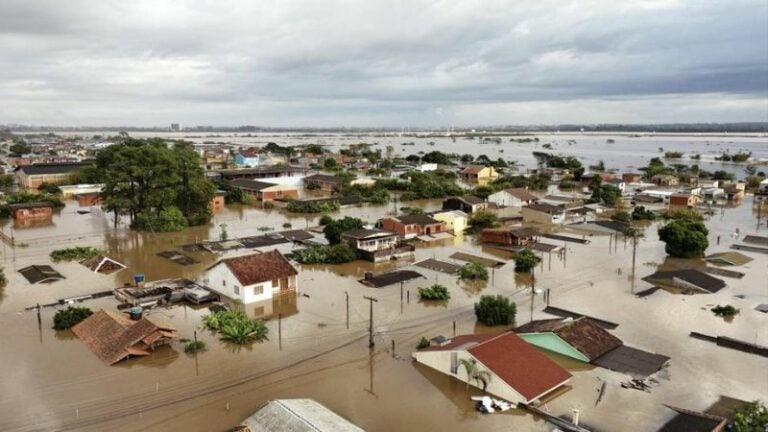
[221,250,298,286]
[461,165,487,174]
[504,188,539,202]
[468,332,572,402]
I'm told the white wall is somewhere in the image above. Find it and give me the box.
[205,263,274,304]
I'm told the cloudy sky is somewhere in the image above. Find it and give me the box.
[1,0,766,127]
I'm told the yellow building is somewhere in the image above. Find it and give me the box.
[432,210,468,235]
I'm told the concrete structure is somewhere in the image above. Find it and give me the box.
[431,210,468,235]
[234,148,261,167]
[380,214,446,239]
[412,332,572,404]
[651,174,679,187]
[15,162,92,190]
[303,174,344,192]
[341,228,414,263]
[521,203,566,225]
[228,179,299,201]
[442,195,488,214]
[669,192,700,208]
[9,202,53,222]
[487,188,539,208]
[622,173,643,183]
[481,227,538,246]
[205,250,298,304]
[59,183,104,199]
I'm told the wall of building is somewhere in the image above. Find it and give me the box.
[433,212,467,234]
[205,264,274,304]
[522,208,564,225]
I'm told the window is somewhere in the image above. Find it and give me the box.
[222,280,226,287]
[233,285,240,295]
[272,279,279,288]
[254,285,263,296]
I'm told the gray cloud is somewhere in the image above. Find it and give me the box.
[0,0,766,126]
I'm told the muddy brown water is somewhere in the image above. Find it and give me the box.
[0,196,766,431]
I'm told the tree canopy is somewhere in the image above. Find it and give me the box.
[658,218,709,258]
[323,216,365,244]
[88,138,216,231]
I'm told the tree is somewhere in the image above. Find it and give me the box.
[632,206,657,221]
[458,358,491,391]
[37,182,62,195]
[323,216,364,244]
[467,210,500,231]
[514,249,540,273]
[0,174,14,189]
[458,262,488,281]
[53,307,93,330]
[417,284,451,301]
[202,310,268,345]
[611,210,631,223]
[9,142,31,155]
[134,206,188,232]
[474,295,516,326]
[624,226,645,286]
[732,400,768,431]
[658,219,709,258]
[323,158,338,170]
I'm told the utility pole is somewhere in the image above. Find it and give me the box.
[363,296,378,348]
[278,313,282,350]
[345,291,349,329]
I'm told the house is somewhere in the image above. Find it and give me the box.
[19,265,65,284]
[8,202,53,221]
[15,162,92,190]
[234,148,261,167]
[442,195,488,214]
[515,317,623,363]
[644,269,726,293]
[205,250,298,304]
[80,255,126,274]
[228,179,299,201]
[59,183,104,199]
[380,214,446,239]
[431,210,468,235]
[480,227,539,246]
[418,163,438,172]
[521,203,566,225]
[341,229,414,263]
[71,309,179,365]
[623,173,643,183]
[539,193,585,209]
[669,192,700,208]
[412,332,572,405]
[240,399,364,432]
[723,182,745,201]
[651,174,679,187]
[701,187,725,202]
[303,174,344,192]
[216,166,303,181]
[659,405,727,432]
[487,188,539,208]
[210,190,226,211]
[74,192,101,207]
[459,165,499,183]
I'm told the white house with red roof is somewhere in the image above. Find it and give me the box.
[204,250,298,304]
[412,332,572,405]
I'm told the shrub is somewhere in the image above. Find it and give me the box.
[292,244,357,264]
[53,306,93,330]
[286,199,340,213]
[323,216,364,244]
[632,206,657,221]
[658,219,709,258]
[50,246,105,262]
[417,337,430,349]
[282,222,292,228]
[474,295,516,326]
[133,207,188,232]
[0,268,6,288]
[37,182,62,194]
[458,262,488,281]
[184,340,207,353]
[202,310,268,345]
[611,211,631,223]
[467,210,500,231]
[417,284,451,301]
[514,249,540,273]
[732,400,768,431]
[711,305,739,317]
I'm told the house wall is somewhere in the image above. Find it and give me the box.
[261,188,299,201]
[518,333,590,362]
[432,212,467,234]
[346,236,398,252]
[12,207,53,220]
[18,172,74,190]
[488,191,525,207]
[206,264,298,304]
[412,350,527,404]
[210,195,226,210]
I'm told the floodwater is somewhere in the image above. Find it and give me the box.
[1,145,768,431]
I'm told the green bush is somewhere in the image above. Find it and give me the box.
[474,295,516,326]
[184,340,207,353]
[53,306,93,330]
[611,211,631,223]
[711,305,739,317]
[286,199,340,213]
[0,268,8,288]
[514,249,540,273]
[323,216,364,244]
[417,337,430,349]
[632,206,657,221]
[732,400,768,431]
[202,310,268,345]
[417,284,451,301]
[37,182,62,194]
[50,246,105,262]
[467,210,500,231]
[458,262,488,281]
[133,206,188,232]
[292,244,357,264]
[658,219,709,258]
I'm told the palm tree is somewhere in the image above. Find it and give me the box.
[623,226,646,292]
[458,358,492,391]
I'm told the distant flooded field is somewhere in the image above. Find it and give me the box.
[1,141,767,431]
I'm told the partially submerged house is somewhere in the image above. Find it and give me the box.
[644,269,726,294]
[431,210,468,235]
[15,162,92,190]
[228,179,299,201]
[205,250,299,304]
[442,195,488,214]
[19,265,64,284]
[71,309,179,366]
[303,174,344,192]
[239,399,364,432]
[413,332,572,405]
[459,165,499,183]
[487,188,539,208]
[80,255,126,275]
[659,405,727,432]
[480,227,539,246]
[9,202,53,222]
[703,252,753,266]
[380,214,446,239]
[341,229,414,263]
[521,203,566,225]
[234,148,261,167]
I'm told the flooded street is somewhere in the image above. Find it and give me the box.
[0,135,767,431]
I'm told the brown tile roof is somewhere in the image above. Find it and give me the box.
[461,165,487,174]
[468,332,572,402]
[221,250,298,286]
[504,188,539,201]
[515,317,623,361]
[71,310,178,365]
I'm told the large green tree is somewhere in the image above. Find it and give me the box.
[658,219,709,258]
[90,138,215,230]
